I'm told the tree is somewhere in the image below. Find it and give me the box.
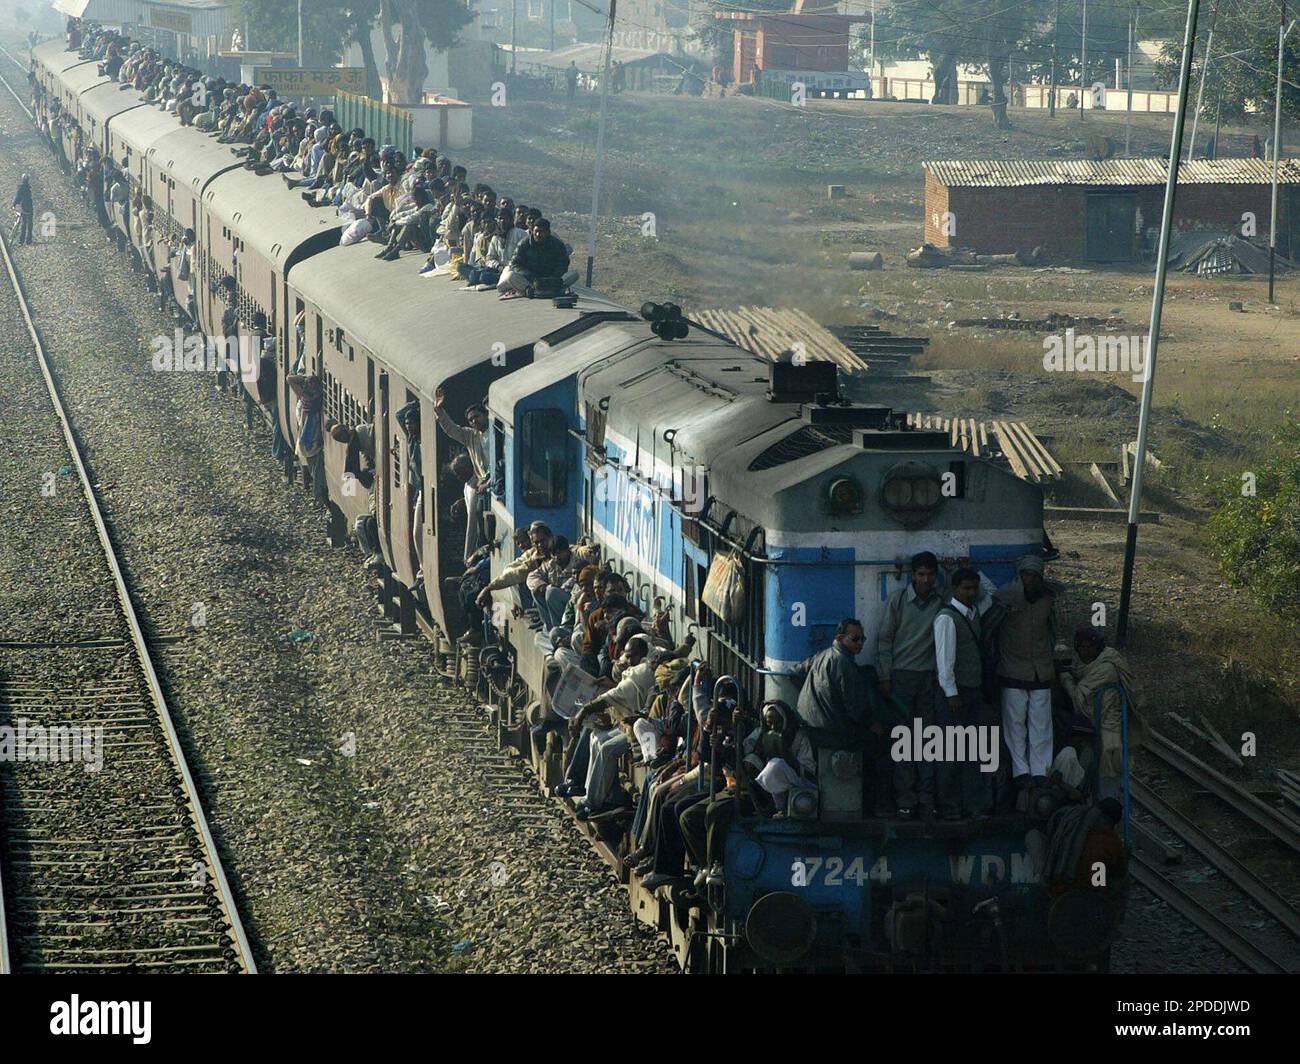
[233,0,472,102]
[1154,0,1300,124]
[876,0,1047,125]
[379,0,474,104]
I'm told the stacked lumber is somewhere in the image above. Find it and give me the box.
[906,413,1063,484]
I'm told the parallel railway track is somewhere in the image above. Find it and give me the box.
[0,213,254,971]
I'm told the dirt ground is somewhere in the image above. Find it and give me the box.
[460,91,1300,762]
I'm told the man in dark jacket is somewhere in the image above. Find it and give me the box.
[13,174,34,244]
[791,618,893,816]
[497,217,571,297]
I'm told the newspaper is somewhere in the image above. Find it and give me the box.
[550,661,603,720]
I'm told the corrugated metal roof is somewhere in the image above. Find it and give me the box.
[924,157,1300,188]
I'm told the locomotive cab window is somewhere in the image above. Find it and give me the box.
[519,409,568,508]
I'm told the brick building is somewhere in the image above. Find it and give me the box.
[716,0,864,86]
[923,158,1300,262]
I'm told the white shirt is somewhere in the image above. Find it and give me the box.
[934,597,978,698]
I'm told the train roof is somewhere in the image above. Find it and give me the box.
[32,39,83,72]
[108,102,182,155]
[149,126,241,195]
[204,169,343,274]
[290,245,629,396]
[79,80,147,128]
[583,337,791,470]
[61,60,109,97]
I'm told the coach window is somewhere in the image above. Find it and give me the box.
[520,408,568,508]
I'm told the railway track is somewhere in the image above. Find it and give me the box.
[1129,855,1288,974]
[1127,726,1300,975]
[1144,728,1300,856]
[0,220,254,971]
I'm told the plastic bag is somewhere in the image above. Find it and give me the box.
[340,217,372,246]
[701,551,746,624]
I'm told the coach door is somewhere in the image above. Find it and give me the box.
[1085,193,1136,262]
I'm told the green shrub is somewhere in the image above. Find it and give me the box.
[1207,422,1300,615]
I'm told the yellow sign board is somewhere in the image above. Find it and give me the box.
[148,7,194,34]
[252,67,369,97]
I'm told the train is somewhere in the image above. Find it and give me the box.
[28,34,1127,973]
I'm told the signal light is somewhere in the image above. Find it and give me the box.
[826,476,862,515]
[640,301,690,341]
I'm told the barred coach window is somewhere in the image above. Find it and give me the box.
[520,409,568,509]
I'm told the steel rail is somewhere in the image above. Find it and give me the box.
[0,209,255,970]
[0,46,32,118]
[1130,854,1289,974]
[1145,729,1300,857]
[1131,777,1300,942]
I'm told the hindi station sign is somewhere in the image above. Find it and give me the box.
[147,7,194,34]
[252,67,369,97]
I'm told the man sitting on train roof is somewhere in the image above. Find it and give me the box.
[497,218,574,299]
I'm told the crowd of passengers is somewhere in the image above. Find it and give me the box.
[429,399,1136,897]
[66,19,575,300]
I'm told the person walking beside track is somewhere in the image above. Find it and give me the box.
[13,174,35,245]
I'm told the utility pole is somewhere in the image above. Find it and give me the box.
[297,0,303,67]
[1080,0,1088,119]
[1125,13,1134,155]
[1118,0,1202,649]
[585,0,617,288]
[1189,0,1218,159]
[550,0,556,51]
[1269,5,1295,303]
[1212,85,1222,158]
[870,0,876,80]
[1049,0,1060,116]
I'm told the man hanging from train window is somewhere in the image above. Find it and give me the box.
[793,618,892,817]
[876,552,947,819]
[933,567,996,820]
[434,388,490,547]
[218,277,239,396]
[1058,626,1144,803]
[448,453,484,567]
[991,555,1062,794]
[497,217,574,300]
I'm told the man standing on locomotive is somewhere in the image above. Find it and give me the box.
[877,552,945,819]
[792,618,892,817]
[993,555,1061,790]
[934,567,995,819]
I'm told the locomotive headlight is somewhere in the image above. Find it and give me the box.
[880,463,946,528]
[826,476,862,515]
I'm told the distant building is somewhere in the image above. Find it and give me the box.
[923,158,1300,262]
[715,0,866,87]
[52,0,230,43]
